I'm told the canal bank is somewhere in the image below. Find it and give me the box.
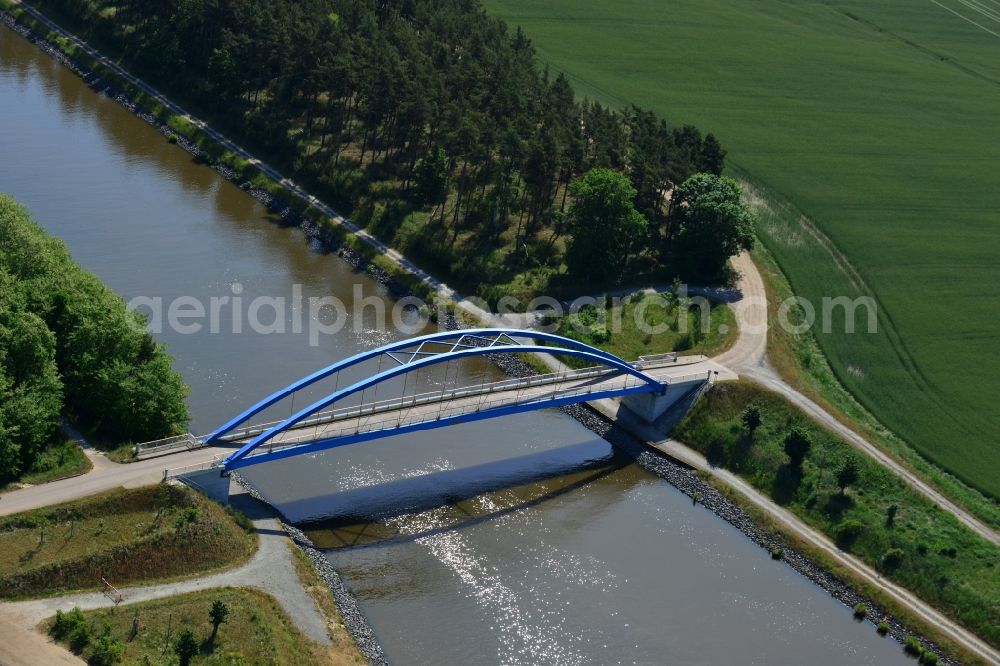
[0,12,939,665]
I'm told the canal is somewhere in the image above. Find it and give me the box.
[0,25,908,665]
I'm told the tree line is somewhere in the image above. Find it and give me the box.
[0,196,188,480]
[48,0,741,298]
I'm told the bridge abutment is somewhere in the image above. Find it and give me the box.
[622,373,713,423]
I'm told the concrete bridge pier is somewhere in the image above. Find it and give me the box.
[622,372,715,423]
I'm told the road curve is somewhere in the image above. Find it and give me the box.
[720,253,1000,548]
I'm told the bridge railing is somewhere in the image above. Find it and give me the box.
[251,368,708,457]
[215,363,621,442]
[162,455,224,481]
[135,432,202,459]
[140,354,699,458]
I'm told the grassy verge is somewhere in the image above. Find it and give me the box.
[0,485,255,599]
[741,189,1000,531]
[0,440,91,490]
[551,290,737,367]
[289,547,367,664]
[46,587,335,665]
[675,381,1000,650]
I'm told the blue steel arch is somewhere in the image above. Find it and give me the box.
[211,329,664,471]
[206,328,640,444]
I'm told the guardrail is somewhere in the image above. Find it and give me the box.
[141,355,700,458]
[162,455,224,481]
[135,433,203,459]
[252,370,712,457]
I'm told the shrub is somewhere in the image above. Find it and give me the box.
[769,546,784,560]
[852,602,868,619]
[89,632,125,666]
[836,458,860,494]
[919,651,939,665]
[68,622,91,654]
[174,628,199,666]
[51,607,86,639]
[882,548,905,572]
[877,620,889,635]
[174,505,199,529]
[834,519,864,548]
[741,404,762,434]
[782,426,811,468]
[904,635,923,656]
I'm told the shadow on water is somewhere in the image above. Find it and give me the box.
[291,442,631,550]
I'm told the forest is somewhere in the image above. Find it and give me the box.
[0,196,189,481]
[40,0,730,300]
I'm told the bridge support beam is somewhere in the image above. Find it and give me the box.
[622,373,712,423]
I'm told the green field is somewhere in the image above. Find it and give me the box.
[484,0,1000,497]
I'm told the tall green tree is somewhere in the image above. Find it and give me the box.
[0,196,189,472]
[565,168,648,283]
[668,173,755,279]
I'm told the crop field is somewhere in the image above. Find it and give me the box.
[484,0,1000,497]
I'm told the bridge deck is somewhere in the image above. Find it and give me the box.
[144,354,735,464]
[230,355,733,458]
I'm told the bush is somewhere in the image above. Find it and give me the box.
[782,426,811,468]
[904,635,923,656]
[68,622,91,654]
[51,607,86,639]
[877,620,889,635]
[174,505,199,529]
[919,651,939,665]
[89,632,125,666]
[852,602,868,619]
[174,628,199,666]
[834,519,864,548]
[741,404,762,434]
[882,547,905,572]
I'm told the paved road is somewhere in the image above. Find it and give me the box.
[0,443,237,517]
[0,484,330,666]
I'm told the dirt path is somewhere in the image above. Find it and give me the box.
[718,253,1000,547]
[0,485,330,665]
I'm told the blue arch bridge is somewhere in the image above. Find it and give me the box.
[143,329,729,473]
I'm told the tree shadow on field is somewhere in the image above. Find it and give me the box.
[823,492,855,520]
[772,463,803,505]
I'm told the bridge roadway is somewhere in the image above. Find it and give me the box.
[209,355,735,461]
